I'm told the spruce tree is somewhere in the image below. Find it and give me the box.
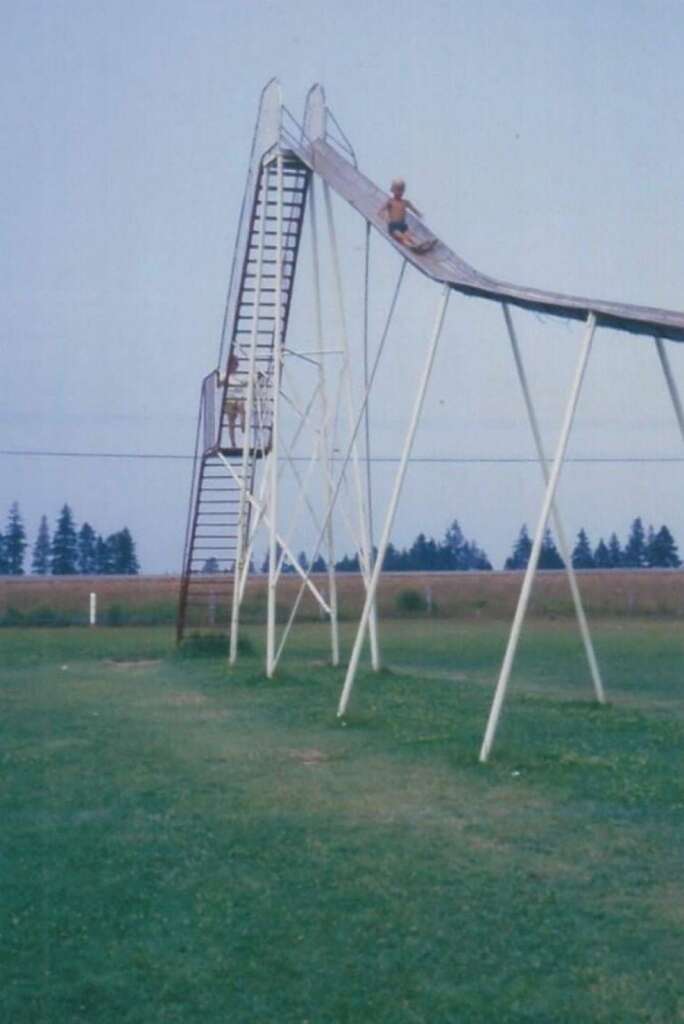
[623,517,646,568]
[95,535,113,574]
[593,538,611,569]
[607,533,622,569]
[572,529,595,569]
[311,554,328,573]
[0,532,7,574]
[644,525,656,567]
[647,525,681,568]
[464,541,492,571]
[5,502,27,575]
[51,505,78,575]
[443,520,466,570]
[539,528,564,569]
[107,528,140,575]
[5,504,26,575]
[505,525,532,570]
[297,551,309,572]
[31,515,51,575]
[77,522,98,574]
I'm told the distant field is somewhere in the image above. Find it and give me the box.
[2,620,683,1022]
[2,569,684,627]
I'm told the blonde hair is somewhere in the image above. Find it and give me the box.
[391,178,405,192]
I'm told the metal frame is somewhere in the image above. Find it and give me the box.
[479,312,598,762]
[181,82,684,768]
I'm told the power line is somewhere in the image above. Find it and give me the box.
[2,448,684,465]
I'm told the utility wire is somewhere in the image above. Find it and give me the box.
[2,449,684,465]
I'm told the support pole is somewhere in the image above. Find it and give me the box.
[303,181,339,663]
[479,312,597,762]
[337,285,451,717]
[309,178,339,663]
[654,336,684,440]
[503,304,605,704]
[323,183,381,670]
[266,153,284,677]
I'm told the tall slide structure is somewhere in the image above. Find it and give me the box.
[178,81,684,760]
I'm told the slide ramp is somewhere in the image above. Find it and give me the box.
[289,132,684,344]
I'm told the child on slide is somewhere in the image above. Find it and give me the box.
[378,179,436,253]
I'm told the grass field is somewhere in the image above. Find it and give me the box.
[2,620,684,1022]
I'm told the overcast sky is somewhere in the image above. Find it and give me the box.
[3,0,684,572]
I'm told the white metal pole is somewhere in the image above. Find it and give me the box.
[229,161,270,665]
[479,312,597,763]
[266,153,284,677]
[323,183,381,671]
[503,304,605,704]
[337,286,451,717]
[269,259,408,674]
[654,336,684,439]
[309,178,339,665]
[89,592,96,627]
[218,453,331,613]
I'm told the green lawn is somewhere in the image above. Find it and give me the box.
[2,621,683,1023]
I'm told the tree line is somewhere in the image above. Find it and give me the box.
[0,503,140,576]
[269,515,680,575]
[505,517,680,571]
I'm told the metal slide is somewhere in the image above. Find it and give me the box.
[178,81,684,645]
[287,101,684,344]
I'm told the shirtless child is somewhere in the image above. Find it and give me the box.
[379,179,434,252]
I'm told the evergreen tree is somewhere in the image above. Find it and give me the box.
[463,541,492,571]
[505,525,532,570]
[310,554,327,573]
[31,516,51,573]
[297,551,309,572]
[335,552,360,572]
[647,525,681,568]
[5,503,27,575]
[31,515,51,575]
[623,517,646,568]
[607,533,622,569]
[77,522,98,574]
[644,525,656,567]
[202,557,220,573]
[572,528,595,569]
[0,532,7,574]
[382,543,402,571]
[539,528,564,569]
[107,528,140,575]
[593,538,611,569]
[51,505,78,575]
[95,534,113,574]
[442,520,466,570]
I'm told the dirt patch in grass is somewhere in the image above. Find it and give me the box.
[289,748,328,765]
[166,692,208,706]
[104,659,162,670]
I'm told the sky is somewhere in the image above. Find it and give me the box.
[3,0,684,573]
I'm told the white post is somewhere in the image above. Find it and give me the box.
[229,160,270,665]
[503,304,605,704]
[323,183,381,670]
[266,153,284,677]
[310,178,339,665]
[89,592,97,627]
[479,312,597,763]
[337,286,451,717]
[654,336,684,440]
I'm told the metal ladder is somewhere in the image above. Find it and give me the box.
[177,150,310,641]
